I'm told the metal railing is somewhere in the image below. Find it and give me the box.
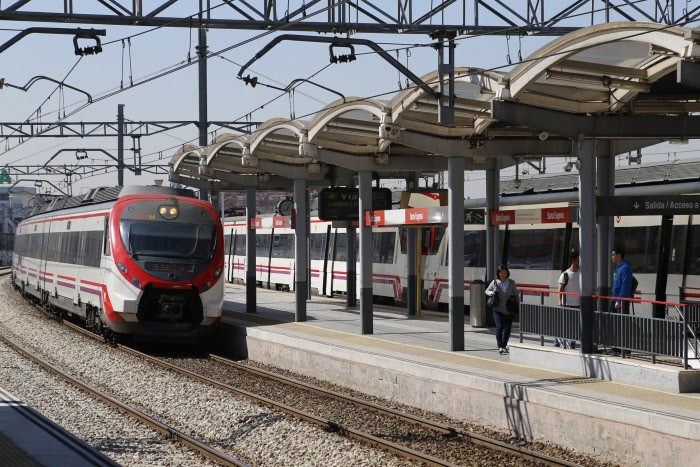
[518,297,700,369]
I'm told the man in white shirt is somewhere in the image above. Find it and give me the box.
[554,250,580,349]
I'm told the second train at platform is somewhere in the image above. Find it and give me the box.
[222,162,700,317]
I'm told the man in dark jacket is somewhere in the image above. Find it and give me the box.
[611,247,633,315]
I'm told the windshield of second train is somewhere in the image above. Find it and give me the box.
[120,220,216,260]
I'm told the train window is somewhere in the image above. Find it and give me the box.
[82,231,103,268]
[463,230,486,267]
[334,232,347,262]
[271,234,294,259]
[224,232,231,255]
[616,226,659,273]
[309,233,326,260]
[429,227,445,255]
[372,232,396,264]
[668,225,688,275]
[508,228,563,270]
[120,221,217,260]
[256,234,270,257]
[103,218,111,257]
[234,234,246,255]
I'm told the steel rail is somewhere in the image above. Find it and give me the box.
[53,319,450,465]
[208,354,580,467]
[23,296,578,466]
[0,326,249,467]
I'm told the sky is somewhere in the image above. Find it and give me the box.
[0,1,699,200]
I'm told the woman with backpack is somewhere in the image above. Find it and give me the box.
[485,264,520,355]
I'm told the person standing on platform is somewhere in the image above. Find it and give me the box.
[554,250,580,349]
[611,247,633,315]
[486,264,520,355]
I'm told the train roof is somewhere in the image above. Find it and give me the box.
[500,158,700,196]
[26,186,196,219]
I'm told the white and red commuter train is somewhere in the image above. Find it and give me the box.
[12,186,225,340]
[223,161,700,318]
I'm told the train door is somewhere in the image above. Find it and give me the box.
[226,228,235,283]
[667,214,690,309]
[39,220,51,298]
[679,215,700,305]
[308,221,330,296]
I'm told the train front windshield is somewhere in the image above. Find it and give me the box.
[120,220,216,260]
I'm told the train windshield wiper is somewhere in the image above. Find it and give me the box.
[127,224,139,260]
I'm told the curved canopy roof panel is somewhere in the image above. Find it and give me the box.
[390,67,502,136]
[505,22,700,115]
[306,97,386,154]
[170,22,700,191]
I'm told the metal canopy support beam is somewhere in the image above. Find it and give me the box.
[204,167,344,189]
[492,100,700,139]
[578,138,596,354]
[399,130,574,160]
[0,2,682,34]
[294,179,308,322]
[117,104,125,187]
[437,34,455,125]
[448,157,465,351]
[246,186,257,313]
[169,174,227,191]
[316,148,448,172]
[358,170,373,335]
[677,60,700,89]
[257,160,330,180]
[198,25,209,202]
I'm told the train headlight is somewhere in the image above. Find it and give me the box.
[203,281,211,291]
[158,205,179,220]
[131,277,142,288]
[117,262,128,274]
[214,267,223,279]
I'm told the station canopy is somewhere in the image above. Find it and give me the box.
[170,22,700,191]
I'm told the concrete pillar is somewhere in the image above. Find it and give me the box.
[245,186,256,313]
[294,179,308,322]
[578,138,596,353]
[347,226,357,307]
[448,157,465,351]
[485,162,500,281]
[597,154,613,312]
[358,171,373,334]
[406,173,419,316]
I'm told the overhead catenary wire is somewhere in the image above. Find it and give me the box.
[3,1,696,185]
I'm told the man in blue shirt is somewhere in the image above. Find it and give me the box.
[611,247,633,315]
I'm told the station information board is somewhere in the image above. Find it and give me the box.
[597,195,700,216]
[319,187,392,221]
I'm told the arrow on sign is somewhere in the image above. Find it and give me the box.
[633,202,639,209]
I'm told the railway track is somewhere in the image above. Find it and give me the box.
[50,315,579,466]
[0,326,249,467]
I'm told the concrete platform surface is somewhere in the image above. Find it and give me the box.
[218,284,700,466]
[0,387,117,467]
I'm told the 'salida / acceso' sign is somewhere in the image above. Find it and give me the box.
[318,187,392,221]
[597,195,700,216]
